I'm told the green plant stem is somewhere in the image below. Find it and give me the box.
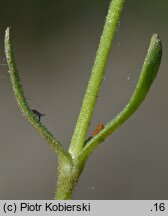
[4,0,162,201]
[69,0,125,158]
[55,158,85,200]
[80,34,162,161]
[4,27,67,159]
[56,0,125,199]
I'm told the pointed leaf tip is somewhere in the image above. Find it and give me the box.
[5,27,10,39]
[141,33,162,90]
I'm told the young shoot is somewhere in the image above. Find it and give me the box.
[4,0,162,199]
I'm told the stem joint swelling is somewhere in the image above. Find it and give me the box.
[4,0,162,200]
[55,157,85,200]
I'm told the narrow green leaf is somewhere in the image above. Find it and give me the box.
[80,34,162,160]
[4,27,68,159]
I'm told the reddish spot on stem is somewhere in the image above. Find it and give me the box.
[92,123,105,137]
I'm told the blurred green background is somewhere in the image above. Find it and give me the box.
[0,0,168,199]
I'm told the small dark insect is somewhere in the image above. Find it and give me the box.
[31,109,45,121]
[83,123,105,147]
[83,136,92,146]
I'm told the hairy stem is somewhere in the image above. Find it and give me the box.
[4,27,68,159]
[69,0,125,158]
[55,158,85,200]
